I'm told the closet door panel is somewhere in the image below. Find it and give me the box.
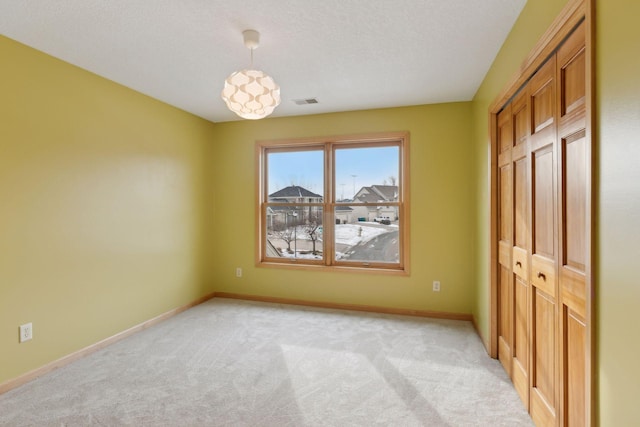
[514,158,528,251]
[531,144,558,302]
[511,90,530,408]
[531,61,555,134]
[559,128,588,427]
[497,106,514,375]
[500,165,513,242]
[513,275,530,407]
[565,309,586,426]
[558,21,588,426]
[531,289,557,425]
[560,23,586,118]
[560,129,588,321]
[532,146,555,260]
[560,267,586,320]
[514,96,529,147]
[529,57,558,427]
[500,108,514,153]
[564,132,587,270]
[533,292,556,402]
[499,265,513,375]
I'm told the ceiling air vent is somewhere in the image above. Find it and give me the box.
[293,98,319,105]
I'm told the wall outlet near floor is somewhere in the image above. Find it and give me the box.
[432,281,441,292]
[236,267,242,278]
[19,322,33,343]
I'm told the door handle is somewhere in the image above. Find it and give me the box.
[537,272,546,280]
[515,261,522,268]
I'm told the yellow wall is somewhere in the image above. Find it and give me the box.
[471,0,640,423]
[596,0,640,423]
[208,104,476,314]
[0,36,215,384]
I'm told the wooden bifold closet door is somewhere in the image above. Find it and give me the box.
[494,14,590,427]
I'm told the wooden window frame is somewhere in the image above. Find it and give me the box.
[256,132,410,275]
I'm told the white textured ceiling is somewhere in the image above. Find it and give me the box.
[0,0,526,123]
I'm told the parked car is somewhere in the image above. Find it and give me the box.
[374,216,391,225]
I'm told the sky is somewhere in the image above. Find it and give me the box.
[268,146,399,198]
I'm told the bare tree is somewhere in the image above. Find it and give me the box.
[305,222,320,255]
[272,215,299,254]
[304,213,322,255]
[277,227,296,253]
[388,175,397,186]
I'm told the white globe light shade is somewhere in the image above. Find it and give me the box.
[221,69,281,120]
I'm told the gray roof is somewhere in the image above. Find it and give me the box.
[370,185,398,201]
[355,189,380,202]
[269,185,322,199]
[354,185,398,202]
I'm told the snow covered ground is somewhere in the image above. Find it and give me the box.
[335,223,391,245]
[271,222,397,259]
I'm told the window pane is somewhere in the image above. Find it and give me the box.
[267,150,324,199]
[266,206,323,260]
[335,146,399,202]
[334,207,399,263]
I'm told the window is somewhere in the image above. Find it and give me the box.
[257,132,409,273]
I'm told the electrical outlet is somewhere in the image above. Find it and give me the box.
[236,267,242,278]
[432,281,441,292]
[19,322,33,343]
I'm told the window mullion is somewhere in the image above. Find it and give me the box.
[325,142,334,265]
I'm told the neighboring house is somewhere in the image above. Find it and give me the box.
[269,185,323,203]
[268,185,323,225]
[267,185,396,225]
[351,185,398,222]
[335,205,354,224]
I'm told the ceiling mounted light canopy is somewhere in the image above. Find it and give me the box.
[221,29,281,120]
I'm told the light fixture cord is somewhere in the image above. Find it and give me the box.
[250,48,254,68]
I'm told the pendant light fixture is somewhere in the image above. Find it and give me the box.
[221,30,281,120]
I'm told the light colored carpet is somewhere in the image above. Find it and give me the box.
[0,298,533,426]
